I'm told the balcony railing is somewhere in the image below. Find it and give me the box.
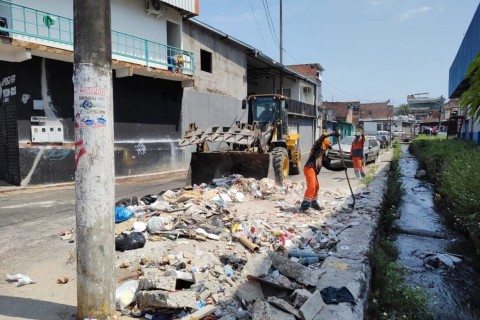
[288,99,316,117]
[0,0,194,74]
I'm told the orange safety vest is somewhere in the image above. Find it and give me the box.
[350,135,365,158]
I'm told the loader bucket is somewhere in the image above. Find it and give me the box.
[189,151,271,185]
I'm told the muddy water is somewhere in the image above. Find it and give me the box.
[394,145,480,319]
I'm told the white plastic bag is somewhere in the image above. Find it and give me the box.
[115,280,138,310]
[6,273,35,287]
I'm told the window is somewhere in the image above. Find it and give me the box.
[200,49,212,73]
[377,124,382,130]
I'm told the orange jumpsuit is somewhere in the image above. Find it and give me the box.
[301,133,332,210]
[350,134,365,178]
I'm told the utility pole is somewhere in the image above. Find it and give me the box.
[73,0,115,319]
[279,0,283,66]
[279,0,283,94]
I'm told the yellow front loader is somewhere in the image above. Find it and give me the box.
[179,94,301,185]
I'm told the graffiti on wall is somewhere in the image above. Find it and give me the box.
[134,140,146,155]
[1,74,16,103]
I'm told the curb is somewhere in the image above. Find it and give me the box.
[313,150,392,319]
[0,169,188,195]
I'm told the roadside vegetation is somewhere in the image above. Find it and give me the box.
[410,135,480,250]
[366,141,431,320]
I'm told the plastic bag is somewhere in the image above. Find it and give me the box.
[115,207,134,223]
[115,280,138,310]
[147,216,174,233]
[141,194,157,205]
[115,232,146,251]
[6,273,35,287]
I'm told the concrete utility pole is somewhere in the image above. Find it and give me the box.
[73,0,115,318]
[279,0,283,94]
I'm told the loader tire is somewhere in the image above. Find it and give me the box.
[289,147,301,175]
[272,147,289,185]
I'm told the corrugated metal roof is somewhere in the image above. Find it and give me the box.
[162,0,198,16]
[449,2,480,98]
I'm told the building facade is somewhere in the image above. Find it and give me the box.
[0,0,198,185]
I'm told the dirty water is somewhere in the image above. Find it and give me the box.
[394,145,480,319]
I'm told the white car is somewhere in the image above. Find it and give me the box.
[327,135,380,165]
[392,130,405,137]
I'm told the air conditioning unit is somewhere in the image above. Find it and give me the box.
[303,87,312,94]
[146,0,166,17]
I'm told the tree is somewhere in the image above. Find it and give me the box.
[460,53,480,122]
[396,104,410,116]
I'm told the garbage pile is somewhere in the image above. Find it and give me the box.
[109,175,356,319]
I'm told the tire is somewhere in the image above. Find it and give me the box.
[373,153,379,163]
[272,147,289,185]
[289,146,301,175]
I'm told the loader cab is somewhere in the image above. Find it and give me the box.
[245,94,289,136]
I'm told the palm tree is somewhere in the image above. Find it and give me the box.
[396,104,410,116]
[460,53,480,122]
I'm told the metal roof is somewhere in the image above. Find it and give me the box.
[162,0,199,17]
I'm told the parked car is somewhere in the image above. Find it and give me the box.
[326,135,380,165]
[393,130,405,137]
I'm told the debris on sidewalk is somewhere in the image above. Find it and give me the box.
[5,273,36,287]
[56,276,69,284]
[99,174,368,318]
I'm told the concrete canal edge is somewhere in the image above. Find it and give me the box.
[313,150,392,319]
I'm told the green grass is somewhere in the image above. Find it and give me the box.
[366,141,431,320]
[362,164,377,185]
[410,136,480,249]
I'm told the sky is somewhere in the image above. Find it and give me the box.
[196,0,480,107]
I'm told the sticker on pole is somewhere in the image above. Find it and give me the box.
[76,86,108,128]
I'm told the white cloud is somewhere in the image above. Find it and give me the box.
[398,6,431,23]
[370,0,382,6]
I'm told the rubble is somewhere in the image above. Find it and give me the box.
[299,290,325,320]
[136,290,197,309]
[106,174,372,319]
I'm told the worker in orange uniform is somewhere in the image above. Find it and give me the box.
[350,132,366,178]
[300,131,340,211]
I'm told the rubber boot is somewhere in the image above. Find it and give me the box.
[354,169,360,178]
[300,200,310,211]
[311,200,324,211]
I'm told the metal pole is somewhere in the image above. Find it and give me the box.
[73,0,115,319]
[279,0,283,94]
[279,0,283,65]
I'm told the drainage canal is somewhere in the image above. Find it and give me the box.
[394,145,480,319]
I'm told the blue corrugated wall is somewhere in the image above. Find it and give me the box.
[449,3,480,98]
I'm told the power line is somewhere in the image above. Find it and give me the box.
[249,0,269,50]
[255,3,386,104]
[261,0,279,46]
